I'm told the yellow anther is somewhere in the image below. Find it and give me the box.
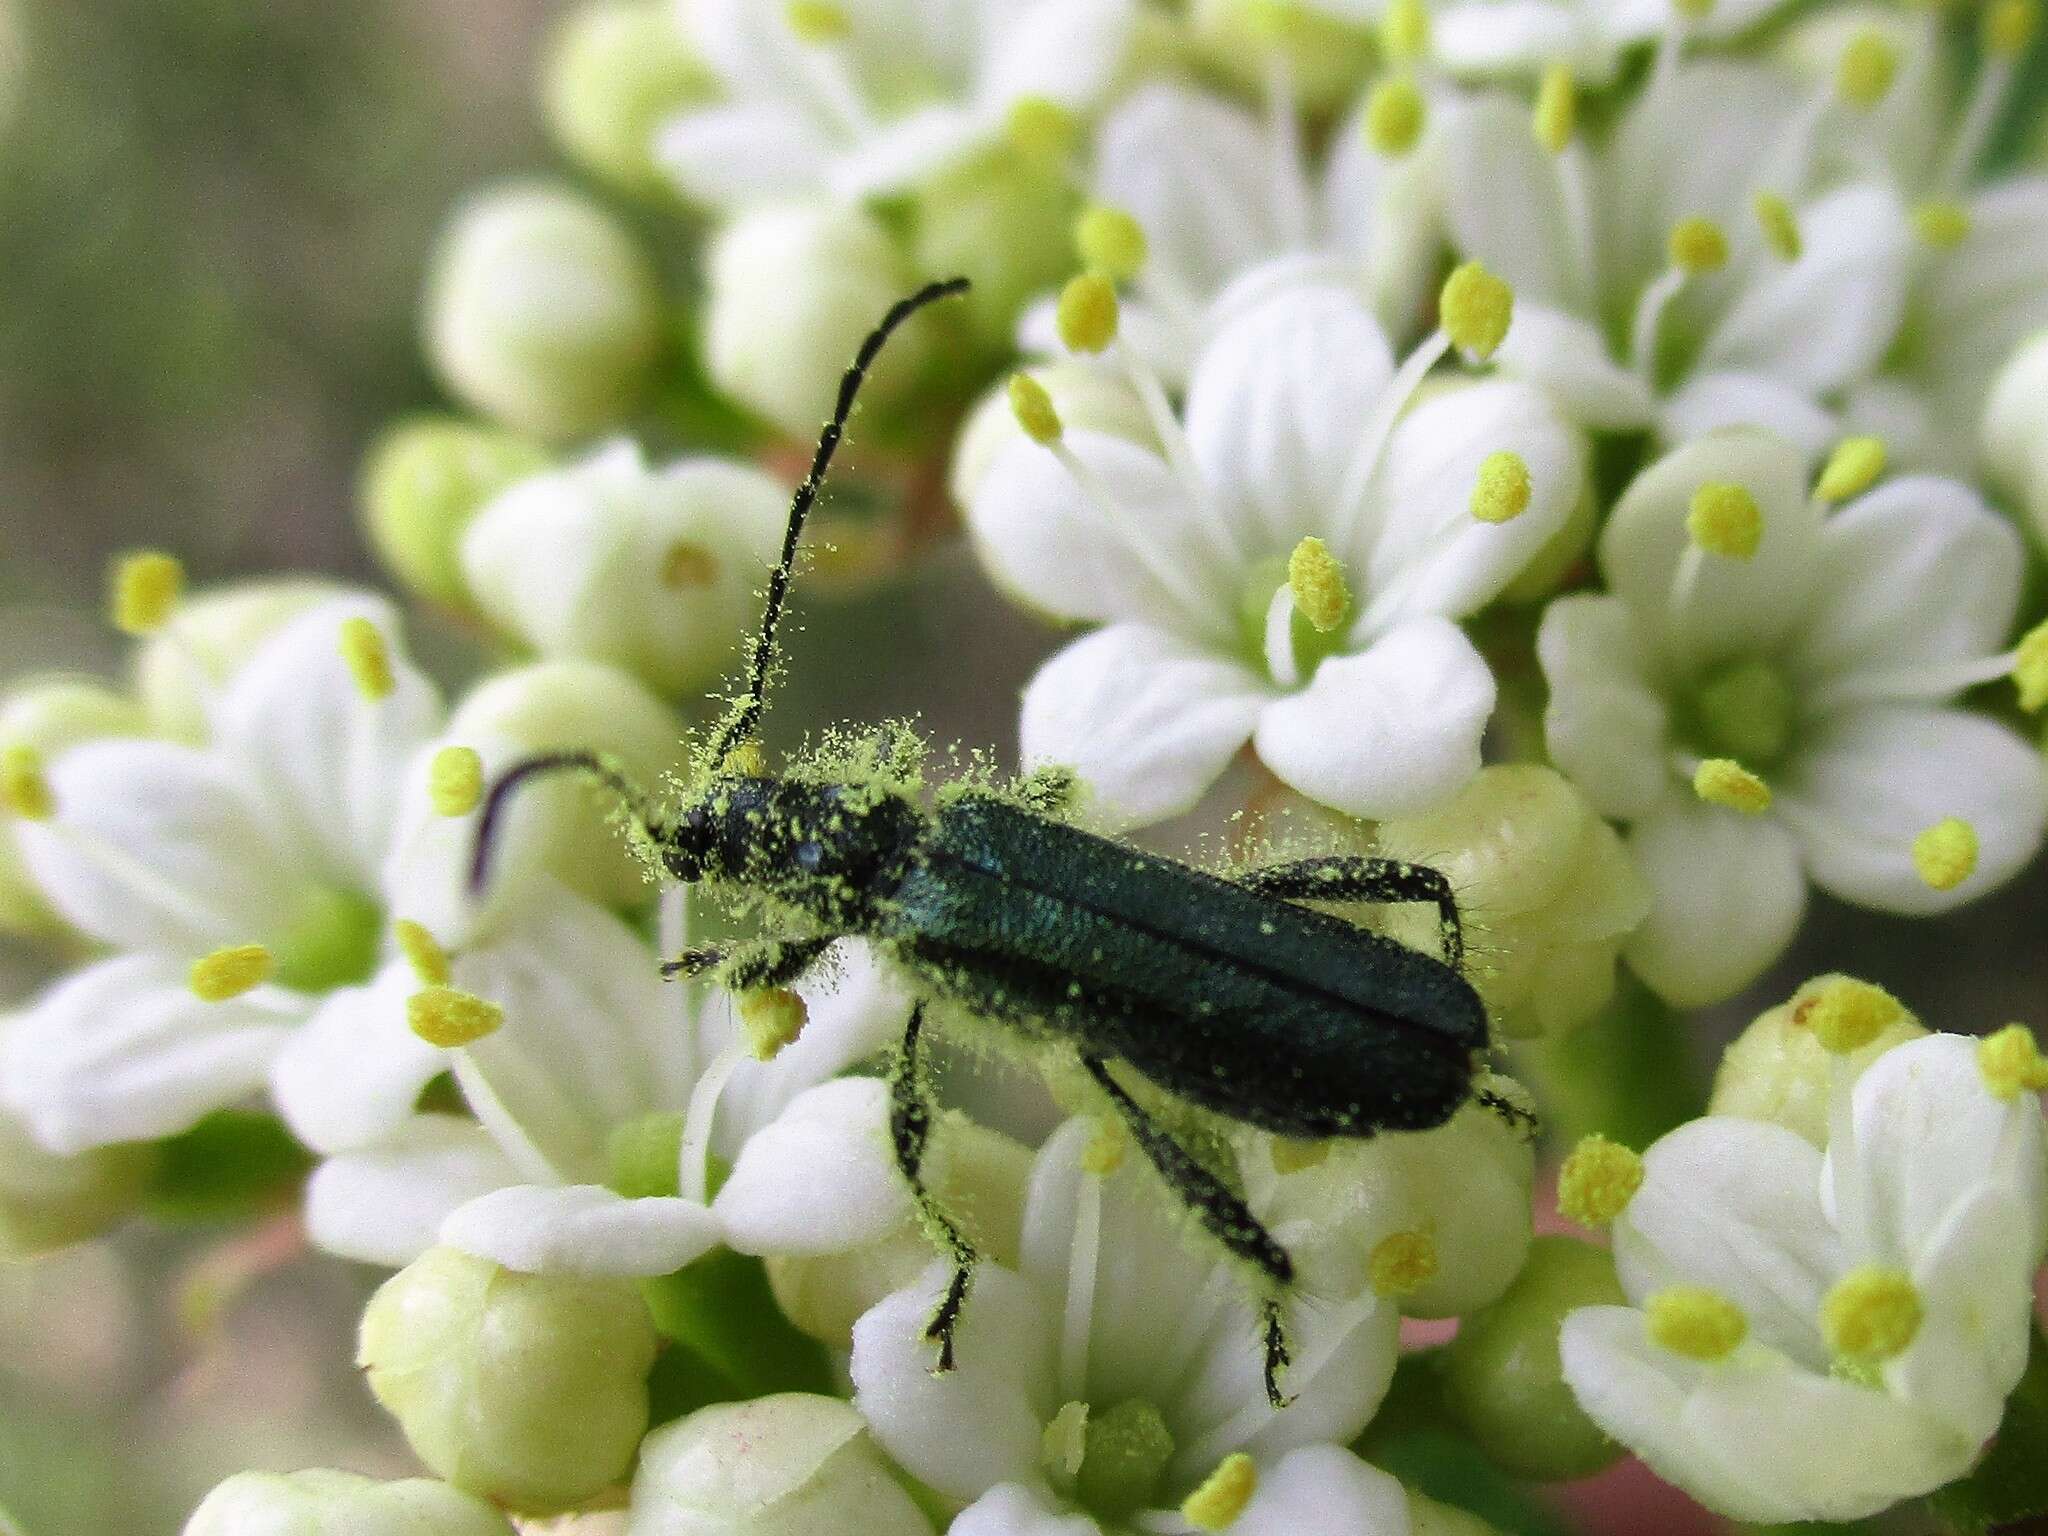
[1800,976,1910,1054]
[1383,0,1431,60]
[1815,435,1886,502]
[784,1,850,42]
[1985,0,2040,56]
[723,740,766,776]
[1820,1266,1923,1362]
[338,617,395,702]
[1042,1400,1089,1482]
[407,985,505,1047]
[1368,1228,1438,1297]
[0,744,54,821]
[2012,618,2048,712]
[1645,1287,1747,1361]
[1693,758,1773,814]
[393,918,452,987]
[1470,450,1532,524]
[1056,273,1120,355]
[1978,1023,2048,1100]
[1753,191,1802,261]
[1686,482,1762,559]
[1082,1118,1128,1176]
[1364,76,1427,155]
[739,987,808,1061]
[1287,537,1352,634]
[1009,374,1064,446]
[1269,1136,1329,1174]
[1182,1453,1258,1532]
[1912,817,1977,892]
[1912,200,1972,250]
[428,746,484,818]
[1075,205,1148,283]
[1837,31,1900,108]
[662,540,720,589]
[189,944,274,1003]
[1440,261,1514,361]
[1667,216,1729,275]
[1533,66,1576,153]
[1006,96,1078,169]
[1557,1135,1645,1226]
[110,551,185,636]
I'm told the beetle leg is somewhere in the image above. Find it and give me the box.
[1240,855,1465,970]
[661,935,835,988]
[889,1002,977,1373]
[1080,1054,1297,1408]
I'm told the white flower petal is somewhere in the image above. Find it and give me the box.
[656,104,837,206]
[1623,798,1807,1007]
[303,1115,522,1267]
[830,106,984,199]
[1232,1446,1411,1536]
[1440,96,1588,312]
[269,964,446,1154]
[1537,594,1672,821]
[1657,373,1838,463]
[1432,1,1616,80]
[978,0,1135,110]
[950,1484,1099,1536]
[1321,119,1444,347]
[715,1077,909,1256]
[1495,306,1654,430]
[1916,177,2048,407]
[440,1183,722,1276]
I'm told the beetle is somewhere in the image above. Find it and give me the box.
[471,278,1507,1406]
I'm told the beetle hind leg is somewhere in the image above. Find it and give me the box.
[1240,855,1465,970]
[889,1001,978,1373]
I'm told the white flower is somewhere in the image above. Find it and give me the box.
[657,0,1137,208]
[972,278,1583,829]
[1559,1031,2048,1524]
[1539,430,2047,1006]
[851,1119,1408,1535]
[1429,0,1793,82]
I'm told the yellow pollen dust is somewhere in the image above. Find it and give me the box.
[1667,216,1729,275]
[1007,96,1078,168]
[339,617,395,702]
[1646,1286,1747,1361]
[1837,31,1900,108]
[1912,817,1977,892]
[1056,273,1120,355]
[1076,205,1148,283]
[1534,66,1576,153]
[1082,1118,1128,1175]
[1269,1136,1329,1174]
[1368,1228,1438,1297]
[110,551,185,636]
[1978,1023,2048,1100]
[1383,0,1431,60]
[662,540,720,589]
[1694,758,1773,814]
[428,746,484,818]
[1912,200,1971,250]
[784,1,850,42]
[1687,482,1762,559]
[1365,76,1427,155]
[1440,262,1514,360]
[723,740,766,776]
[1182,1453,1258,1532]
[740,987,808,1061]
[1820,1266,1923,1363]
[1752,192,1802,261]
[1009,374,1064,446]
[408,985,505,1048]
[1985,0,2041,57]
[189,944,274,1003]
[1800,976,1909,1053]
[393,918,452,986]
[0,744,54,821]
[2011,618,2048,712]
[1557,1134,1644,1227]
[1470,450,1532,524]
[1287,537,1352,634]
[1815,435,1886,502]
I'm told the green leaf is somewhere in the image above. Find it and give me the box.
[1928,1329,2048,1535]
[141,1109,310,1223]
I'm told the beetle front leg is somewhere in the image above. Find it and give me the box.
[1241,855,1466,970]
[889,1001,977,1373]
[661,935,836,988]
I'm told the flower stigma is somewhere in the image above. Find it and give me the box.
[1369,1228,1439,1297]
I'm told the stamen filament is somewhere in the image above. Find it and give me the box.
[1331,329,1450,550]
[1113,338,1247,566]
[1060,1155,1105,1401]
[680,1036,748,1205]
[1048,439,1221,629]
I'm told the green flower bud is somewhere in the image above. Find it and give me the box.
[1708,974,1926,1145]
[703,202,920,439]
[1440,1236,1626,1482]
[0,1084,154,1258]
[0,680,148,936]
[358,416,550,609]
[542,1,713,194]
[910,158,1076,349]
[1377,766,1650,1041]
[629,1394,933,1536]
[1983,330,2048,547]
[425,184,667,441]
[358,1247,658,1514]
[1187,0,1375,113]
[952,363,1153,511]
[132,579,344,741]
[183,1469,513,1536]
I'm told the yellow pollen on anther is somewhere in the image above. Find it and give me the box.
[1912,200,1972,250]
[2012,618,2048,712]
[1534,66,1576,153]
[1985,0,2041,56]
[784,1,850,42]
[1082,1118,1128,1175]
[1557,1135,1645,1226]
[1368,1229,1438,1297]
[338,617,395,702]
[1753,192,1802,260]
[0,744,54,821]
[1075,204,1148,283]
[1912,817,1977,892]
[1182,1453,1258,1532]
[408,985,505,1047]
[1687,482,1762,559]
[110,550,185,636]
[1056,273,1120,355]
[1646,1287,1747,1361]
[1006,96,1078,168]
[393,919,452,986]
[1802,976,1909,1053]
[1364,76,1427,155]
[189,944,275,1003]
[723,740,766,776]
[428,746,484,817]
[1667,216,1729,274]
[1978,1023,2048,1100]
[1440,262,1514,360]
[1383,0,1431,60]
[1270,1136,1329,1174]
[1287,537,1352,634]
[740,987,808,1061]
[1470,450,1532,523]
[1009,374,1064,445]
[1693,758,1773,814]
[1815,435,1886,501]
[1837,31,1900,108]
[1820,1266,1923,1362]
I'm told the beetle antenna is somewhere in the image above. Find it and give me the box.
[708,275,970,764]
[469,750,660,895]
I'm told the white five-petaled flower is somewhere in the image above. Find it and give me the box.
[1539,430,2047,1007]
[1421,0,1794,82]
[974,277,1584,830]
[1560,1030,2048,1525]
[657,0,1137,208]
[851,1117,1412,1536]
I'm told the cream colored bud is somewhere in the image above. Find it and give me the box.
[1186,0,1375,113]
[182,1469,514,1536]
[359,417,550,610]
[1708,974,1925,1144]
[543,2,714,193]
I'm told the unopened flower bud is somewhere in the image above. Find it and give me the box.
[1708,974,1924,1144]
[183,1469,514,1536]
[911,158,1075,347]
[543,1,713,194]
[359,416,550,609]
[1983,331,2048,545]
[0,680,146,936]
[1186,0,1375,112]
